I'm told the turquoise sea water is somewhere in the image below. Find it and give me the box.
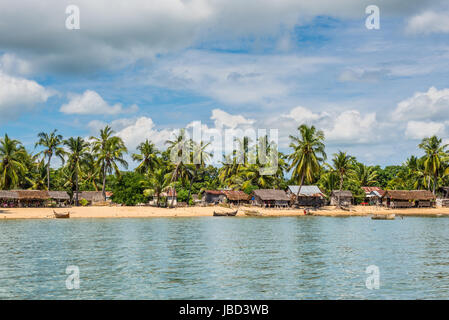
[0,216,448,299]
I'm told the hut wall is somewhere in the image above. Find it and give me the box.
[205,193,225,204]
[330,196,352,206]
[296,196,325,207]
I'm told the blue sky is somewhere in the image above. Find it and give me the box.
[1,0,449,168]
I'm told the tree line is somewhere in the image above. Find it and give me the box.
[1,124,448,206]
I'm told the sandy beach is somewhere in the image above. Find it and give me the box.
[1,205,449,220]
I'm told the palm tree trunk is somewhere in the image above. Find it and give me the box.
[75,169,79,206]
[187,169,197,206]
[47,154,52,191]
[102,165,107,201]
[338,175,343,208]
[433,173,437,195]
[170,163,180,207]
[295,173,305,207]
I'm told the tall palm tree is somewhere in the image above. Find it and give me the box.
[144,168,172,207]
[165,129,189,207]
[91,126,128,200]
[351,163,378,186]
[132,140,159,174]
[64,137,90,206]
[26,160,48,190]
[418,135,448,194]
[288,124,326,202]
[35,129,65,190]
[187,141,211,203]
[0,134,27,190]
[329,151,354,207]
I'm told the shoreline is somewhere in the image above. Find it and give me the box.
[1,205,449,220]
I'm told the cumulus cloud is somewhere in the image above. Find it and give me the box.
[0,71,53,121]
[60,90,138,115]
[392,87,449,121]
[405,120,446,139]
[211,108,254,129]
[406,10,449,34]
[279,106,378,144]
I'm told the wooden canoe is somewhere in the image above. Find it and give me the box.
[54,210,70,219]
[244,210,262,217]
[213,210,238,217]
[371,213,395,220]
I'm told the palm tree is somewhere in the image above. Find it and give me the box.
[418,136,448,194]
[165,129,190,207]
[64,137,90,206]
[132,140,159,174]
[288,124,326,202]
[144,168,172,207]
[0,134,27,190]
[81,154,101,191]
[26,160,48,190]
[187,141,211,204]
[351,163,378,186]
[35,129,65,190]
[329,151,354,207]
[91,126,128,200]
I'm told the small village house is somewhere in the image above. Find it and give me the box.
[202,190,226,204]
[382,190,435,208]
[222,190,250,205]
[14,190,50,207]
[160,188,177,206]
[74,191,106,205]
[437,187,449,207]
[330,190,353,206]
[252,189,290,208]
[361,187,385,205]
[286,185,326,207]
[48,191,70,207]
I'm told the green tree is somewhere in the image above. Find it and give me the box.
[0,134,27,190]
[35,129,65,190]
[329,151,354,207]
[288,124,326,201]
[64,137,90,206]
[132,140,159,174]
[91,126,128,200]
[418,135,448,194]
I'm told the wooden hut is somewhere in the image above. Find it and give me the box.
[330,190,353,206]
[252,189,290,208]
[15,190,50,207]
[382,190,435,208]
[202,190,226,204]
[0,190,19,207]
[74,191,105,205]
[286,185,326,207]
[222,190,250,205]
[48,191,70,207]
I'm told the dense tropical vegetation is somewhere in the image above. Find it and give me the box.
[1,124,449,206]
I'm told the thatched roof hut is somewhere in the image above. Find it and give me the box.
[203,190,226,204]
[222,190,250,203]
[382,190,435,208]
[286,186,326,206]
[48,191,70,201]
[74,191,104,203]
[330,190,353,206]
[382,190,435,201]
[0,190,19,199]
[14,190,50,200]
[252,189,290,207]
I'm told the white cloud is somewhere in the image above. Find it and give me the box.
[0,71,52,120]
[406,10,449,34]
[392,87,449,121]
[60,90,138,115]
[114,117,173,150]
[0,54,32,75]
[211,108,254,129]
[405,120,446,139]
[323,111,378,143]
[281,106,326,124]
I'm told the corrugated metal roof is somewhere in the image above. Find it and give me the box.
[288,185,325,197]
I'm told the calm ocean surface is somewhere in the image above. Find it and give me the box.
[0,216,448,299]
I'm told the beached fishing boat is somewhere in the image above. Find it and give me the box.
[53,210,70,219]
[244,210,262,217]
[213,210,238,217]
[371,213,395,220]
